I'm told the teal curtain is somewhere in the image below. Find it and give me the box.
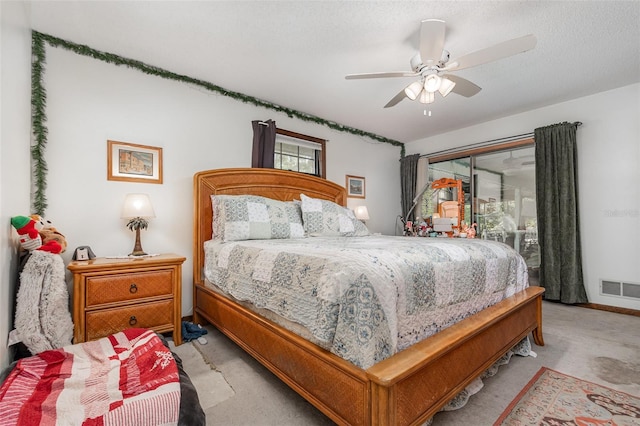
[400,154,420,222]
[534,122,588,303]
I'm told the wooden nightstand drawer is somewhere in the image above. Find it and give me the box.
[85,299,174,341]
[68,254,186,345]
[86,270,173,306]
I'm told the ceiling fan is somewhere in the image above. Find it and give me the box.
[503,151,535,175]
[503,151,535,167]
[345,19,537,108]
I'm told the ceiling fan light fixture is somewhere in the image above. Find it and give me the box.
[424,74,442,93]
[345,20,537,109]
[438,77,456,97]
[404,80,424,100]
[419,90,435,104]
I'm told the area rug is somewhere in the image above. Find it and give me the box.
[169,340,235,410]
[494,367,640,425]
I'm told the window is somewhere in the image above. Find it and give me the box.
[274,129,326,178]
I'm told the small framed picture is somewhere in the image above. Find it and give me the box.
[346,175,365,198]
[107,140,163,184]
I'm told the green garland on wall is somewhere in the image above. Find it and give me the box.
[30,31,405,214]
[31,33,48,215]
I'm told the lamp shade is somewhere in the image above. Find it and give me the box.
[354,205,370,221]
[121,193,155,218]
[404,80,424,100]
[438,77,456,97]
[419,90,435,104]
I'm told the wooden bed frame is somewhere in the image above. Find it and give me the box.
[192,168,544,426]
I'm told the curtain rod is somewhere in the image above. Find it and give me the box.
[422,121,582,158]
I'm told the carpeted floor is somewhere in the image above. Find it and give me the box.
[168,339,235,411]
[494,367,640,425]
[183,301,640,425]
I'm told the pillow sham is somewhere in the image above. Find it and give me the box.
[212,195,304,242]
[299,193,370,237]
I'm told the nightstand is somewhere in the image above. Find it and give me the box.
[67,253,186,345]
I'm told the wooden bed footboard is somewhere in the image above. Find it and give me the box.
[195,283,544,426]
[192,168,545,425]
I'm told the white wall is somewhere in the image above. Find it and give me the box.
[1,2,33,370]
[406,83,640,310]
[39,44,401,319]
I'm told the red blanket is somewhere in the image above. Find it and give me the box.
[0,329,180,426]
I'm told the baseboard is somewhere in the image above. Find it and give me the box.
[576,303,640,317]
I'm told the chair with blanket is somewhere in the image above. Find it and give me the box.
[13,250,74,355]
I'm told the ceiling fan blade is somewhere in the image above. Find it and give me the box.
[384,89,407,108]
[420,19,446,64]
[345,71,418,80]
[446,34,537,71]
[443,74,482,97]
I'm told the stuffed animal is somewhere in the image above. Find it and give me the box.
[11,216,43,251]
[11,215,67,254]
[39,228,67,254]
[29,214,67,254]
[30,214,55,232]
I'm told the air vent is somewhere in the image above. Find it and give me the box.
[601,279,640,299]
[622,282,640,299]
[601,280,621,296]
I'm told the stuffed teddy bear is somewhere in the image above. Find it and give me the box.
[30,214,55,232]
[39,229,67,254]
[30,214,67,254]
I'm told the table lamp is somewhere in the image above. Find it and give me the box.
[354,205,370,224]
[121,193,155,256]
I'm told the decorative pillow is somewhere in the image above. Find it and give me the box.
[299,193,370,237]
[211,195,305,241]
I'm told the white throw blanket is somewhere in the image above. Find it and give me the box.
[15,250,73,354]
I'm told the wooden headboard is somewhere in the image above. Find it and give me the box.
[193,168,347,286]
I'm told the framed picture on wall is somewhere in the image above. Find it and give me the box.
[107,140,163,184]
[346,175,365,198]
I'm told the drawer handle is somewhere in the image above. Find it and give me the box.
[129,283,138,293]
[129,316,138,326]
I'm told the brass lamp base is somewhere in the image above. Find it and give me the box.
[129,228,147,256]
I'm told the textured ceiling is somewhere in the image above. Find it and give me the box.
[28,1,640,144]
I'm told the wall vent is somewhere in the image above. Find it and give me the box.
[600,279,640,300]
[622,282,640,299]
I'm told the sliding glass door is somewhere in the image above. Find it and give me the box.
[424,157,471,223]
[426,144,539,285]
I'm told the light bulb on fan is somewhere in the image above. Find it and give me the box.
[424,74,442,93]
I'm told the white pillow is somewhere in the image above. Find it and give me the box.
[212,195,304,241]
[299,193,370,237]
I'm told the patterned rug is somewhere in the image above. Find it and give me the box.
[494,367,640,425]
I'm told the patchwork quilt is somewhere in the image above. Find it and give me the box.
[204,235,529,369]
[0,329,181,426]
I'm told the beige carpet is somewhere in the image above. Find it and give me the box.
[168,339,235,411]
[177,302,640,426]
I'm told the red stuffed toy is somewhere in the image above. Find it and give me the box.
[11,215,64,254]
[10,216,42,251]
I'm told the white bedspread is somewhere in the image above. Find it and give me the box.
[204,235,529,369]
